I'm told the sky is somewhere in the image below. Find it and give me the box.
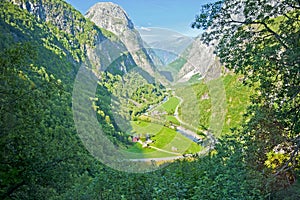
[65,0,214,37]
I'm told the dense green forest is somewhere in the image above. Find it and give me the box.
[1,0,299,199]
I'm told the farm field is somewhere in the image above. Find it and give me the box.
[123,120,202,159]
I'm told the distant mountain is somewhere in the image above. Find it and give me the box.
[176,37,222,83]
[5,0,221,85]
[138,27,221,83]
[138,27,194,66]
[138,28,221,83]
[86,2,158,76]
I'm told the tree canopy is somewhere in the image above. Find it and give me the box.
[193,0,300,192]
[1,0,300,199]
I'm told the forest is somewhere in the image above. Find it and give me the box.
[0,0,299,199]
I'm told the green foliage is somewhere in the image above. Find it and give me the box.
[61,135,265,199]
[272,178,300,200]
[1,0,291,199]
[162,97,180,115]
[193,0,300,194]
[97,70,165,121]
[0,1,79,85]
[222,74,254,133]
[176,74,252,135]
[0,2,101,198]
[100,27,119,41]
[0,43,92,199]
[93,70,166,147]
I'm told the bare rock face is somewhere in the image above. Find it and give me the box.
[11,0,81,36]
[9,0,137,74]
[177,37,221,82]
[86,2,156,75]
[86,2,134,34]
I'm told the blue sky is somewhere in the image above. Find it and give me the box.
[65,0,214,37]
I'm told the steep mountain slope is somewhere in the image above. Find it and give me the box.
[159,36,222,83]
[0,1,92,198]
[0,0,146,198]
[8,0,137,74]
[177,37,222,82]
[86,2,157,76]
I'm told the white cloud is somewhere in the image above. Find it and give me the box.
[140,27,152,31]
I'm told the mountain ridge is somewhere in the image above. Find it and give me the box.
[86,2,158,76]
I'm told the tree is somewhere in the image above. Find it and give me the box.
[0,43,90,199]
[192,0,300,192]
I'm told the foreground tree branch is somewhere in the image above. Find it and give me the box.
[193,0,300,194]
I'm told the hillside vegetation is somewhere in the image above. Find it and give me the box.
[0,0,299,199]
[176,73,254,136]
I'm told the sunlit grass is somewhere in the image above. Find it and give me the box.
[175,74,254,136]
[125,121,202,158]
[162,96,180,114]
[166,115,180,125]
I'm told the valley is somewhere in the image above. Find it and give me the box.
[1,0,299,199]
[123,94,203,159]
[114,73,251,160]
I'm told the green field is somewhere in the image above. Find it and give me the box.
[122,93,203,159]
[131,121,164,136]
[123,121,202,158]
[162,97,180,114]
[166,115,180,125]
[148,96,181,126]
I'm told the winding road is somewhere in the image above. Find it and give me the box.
[129,93,217,162]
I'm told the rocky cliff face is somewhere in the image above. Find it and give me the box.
[11,0,88,41]
[137,27,221,83]
[177,37,222,82]
[8,0,220,83]
[8,0,137,74]
[86,2,156,76]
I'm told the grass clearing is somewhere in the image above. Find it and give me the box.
[122,145,178,159]
[125,121,202,158]
[166,116,180,125]
[131,121,164,136]
[162,97,180,114]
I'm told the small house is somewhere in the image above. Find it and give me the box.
[132,136,140,142]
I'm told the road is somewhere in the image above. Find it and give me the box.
[148,146,181,156]
[173,95,203,141]
[129,94,217,162]
[129,156,183,162]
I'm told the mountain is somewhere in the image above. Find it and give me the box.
[14,0,142,76]
[86,2,158,76]
[0,0,155,197]
[176,37,222,82]
[138,27,194,65]
[85,2,220,84]
[138,27,221,83]
[146,35,221,83]
[1,1,296,199]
